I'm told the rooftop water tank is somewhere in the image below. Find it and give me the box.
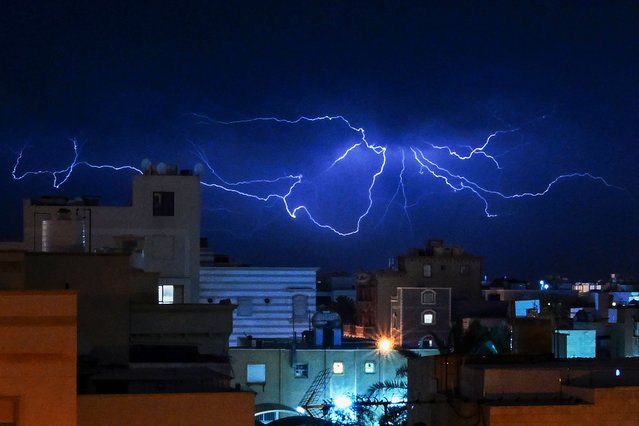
[41,208,87,253]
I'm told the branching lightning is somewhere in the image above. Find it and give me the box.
[12,138,141,188]
[10,115,622,236]
[191,114,387,236]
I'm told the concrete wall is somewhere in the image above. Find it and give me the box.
[230,348,436,409]
[20,253,158,364]
[0,291,77,426]
[130,303,235,356]
[487,386,639,426]
[78,392,255,426]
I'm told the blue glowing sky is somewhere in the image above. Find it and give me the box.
[2,2,638,281]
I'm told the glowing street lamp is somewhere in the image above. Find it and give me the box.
[376,336,394,354]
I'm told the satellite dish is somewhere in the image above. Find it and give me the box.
[156,162,167,175]
[193,163,204,176]
[140,158,152,173]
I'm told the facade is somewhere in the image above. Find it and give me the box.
[0,291,77,426]
[0,251,158,365]
[356,240,481,340]
[0,290,254,426]
[391,287,452,348]
[0,250,237,393]
[408,355,639,426]
[78,392,255,426]
[200,266,317,346]
[15,173,201,303]
[230,347,438,423]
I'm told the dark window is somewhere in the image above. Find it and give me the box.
[153,192,174,216]
[460,265,470,275]
[292,294,308,321]
[423,264,432,278]
[421,290,436,305]
[237,297,253,316]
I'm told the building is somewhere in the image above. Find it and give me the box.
[230,346,438,423]
[355,240,481,343]
[391,287,452,349]
[0,250,236,393]
[13,171,201,303]
[200,266,317,346]
[408,355,639,426]
[0,290,255,426]
[0,291,77,426]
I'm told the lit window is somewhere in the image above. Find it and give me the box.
[152,191,174,216]
[158,285,174,304]
[294,363,309,378]
[421,290,436,305]
[364,362,375,374]
[422,310,436,325]
[423,264,432,278]
[332,362,344,374]
[247,363,266,383]
[421,335,435,348]
[237,297,253,316]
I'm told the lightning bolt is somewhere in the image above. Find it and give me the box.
[428,128,519,169]
[192,114,387,236]
[12,138,141,188]
[10,114,623,237]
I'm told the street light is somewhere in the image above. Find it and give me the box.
[376,336,394,355]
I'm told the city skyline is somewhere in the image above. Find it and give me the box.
[1,2,638,281]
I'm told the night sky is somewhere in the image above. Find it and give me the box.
[2,1,638,281]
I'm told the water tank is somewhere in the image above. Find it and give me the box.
[41,209,87,253]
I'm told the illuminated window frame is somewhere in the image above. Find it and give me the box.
[247,363,266,384]
[332,362,344,375]
[158,285,174,304]
[421,309,436,325]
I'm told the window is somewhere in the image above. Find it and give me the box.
[153,191,174,216]
[460,265,470,275]
[423,264,432,278]
[247,364,266,383]
[421,289,436,305]
[364,362,375,374]
[420,335,435,348]
[391,312,398,329]
[294,363,309,378]
[292,294,308,322]
[237,297,253,316]
[158,285,174,304]
[440,265,446,271]
[332,362,344,374]
[421,310,436,325]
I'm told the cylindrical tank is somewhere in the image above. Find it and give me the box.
[41,209,87,253]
